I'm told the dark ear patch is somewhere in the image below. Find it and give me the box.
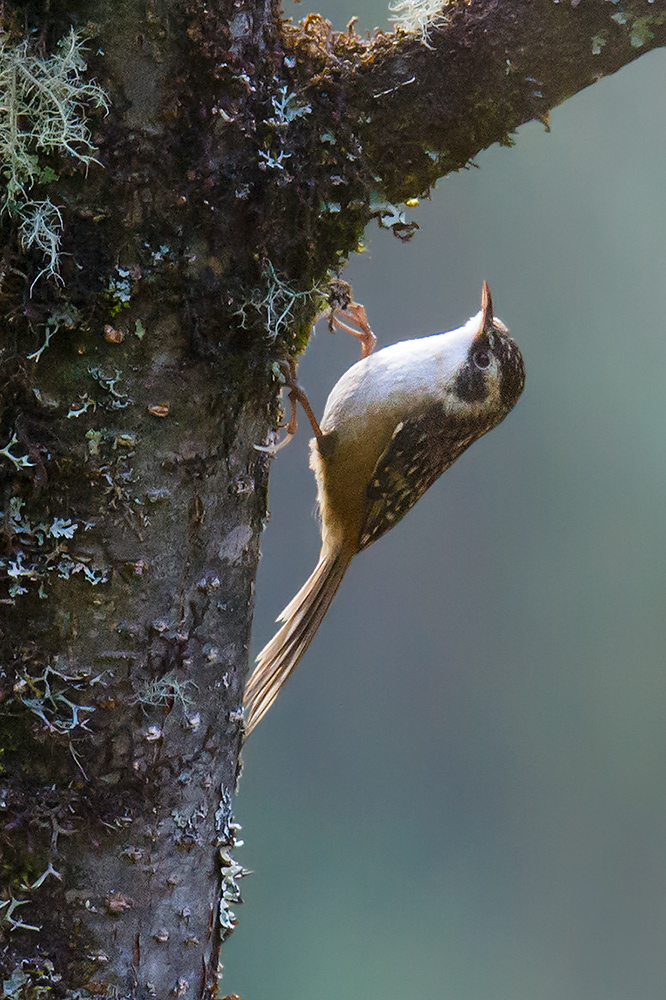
[494,335,526,410]
[455,364,488,403]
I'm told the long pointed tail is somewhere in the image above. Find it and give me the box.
[244,545,353,735]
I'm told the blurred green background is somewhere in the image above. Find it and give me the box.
[227,4,666,996]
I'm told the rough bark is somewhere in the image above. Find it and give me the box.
[0,0,662,997]
[0,2,280,998]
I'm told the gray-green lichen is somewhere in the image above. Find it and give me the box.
[215,790,249,945]
[0,28,108,284]
[0,498,108,600]
[607,7,665,47]
[133,672,198,713]
[12,662,99,734]
[235,260,328,344]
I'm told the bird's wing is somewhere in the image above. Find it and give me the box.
[359,403,487,550]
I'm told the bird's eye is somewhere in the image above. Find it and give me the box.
[473,350,491,370]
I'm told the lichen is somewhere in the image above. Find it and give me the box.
[87,366,132,409]
[0,863,63,940]
[591,33,608,55]
[19,199,64,291]
[606,9,665,49]
[11,662,99,734]
[369,195,419,240]
[104,266,133,316]
[0,432,35,471]
[214,790,249,949]
[27,300,83,361]
[0,28,108,285]
[0,498,109,600]
[235,260,327,344]
[389,0,450,46]
[133,673,199,713]
[2,956,82,1000]
[264,85,312,127]
[629,13,664,46]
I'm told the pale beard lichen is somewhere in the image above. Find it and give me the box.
[0,28,108,285]
[389,0,449,46]
[18,198,64,290]
[235,260,326,342]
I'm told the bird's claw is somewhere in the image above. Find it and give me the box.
[330,301,377,358]
[254,431,295,455]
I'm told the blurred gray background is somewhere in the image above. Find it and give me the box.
[226,3,666,996]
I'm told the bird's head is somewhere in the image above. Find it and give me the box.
[446,281,525,420]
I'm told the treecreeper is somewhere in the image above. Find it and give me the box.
[245,282,525,732]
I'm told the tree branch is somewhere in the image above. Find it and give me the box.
[286,0,665,204]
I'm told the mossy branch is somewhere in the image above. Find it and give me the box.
[298,0,665,204]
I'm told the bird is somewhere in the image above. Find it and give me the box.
[244,282,525,734]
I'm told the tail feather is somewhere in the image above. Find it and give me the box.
[244,546,352,734]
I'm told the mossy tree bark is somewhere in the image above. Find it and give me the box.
[0,0,662,997]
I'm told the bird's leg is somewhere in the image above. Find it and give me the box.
[331,301,377,358]
[254,361,322,454]
[286,377,323,439]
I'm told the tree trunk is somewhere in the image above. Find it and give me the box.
[0,0,662,996]
[0,2,280,996]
